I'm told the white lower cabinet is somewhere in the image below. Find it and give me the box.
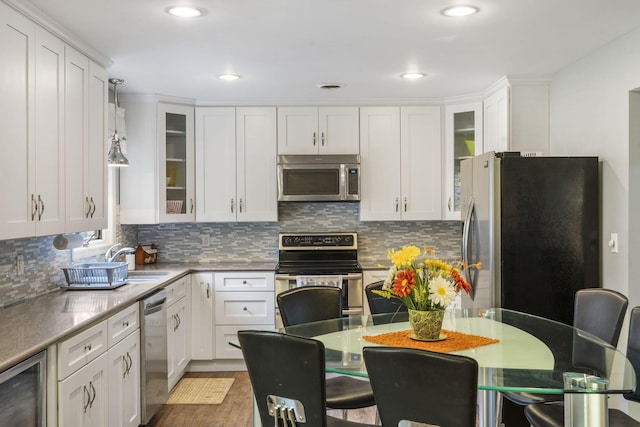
[107,329,140,427]
[191,273,214,359]
[167,279,190,391]
[57,304,141,427]
[58,352,108,427]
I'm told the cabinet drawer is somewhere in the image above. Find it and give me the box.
[166,276,188,307]
[215,325,274,359]
[58,320,108,380]
[215,292,275,325]
[107,303,139,347]
[214,272,275,291]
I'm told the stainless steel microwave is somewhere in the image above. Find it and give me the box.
[277,154,360,202]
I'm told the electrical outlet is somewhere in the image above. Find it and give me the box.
[201,234,210,247]
[16,255,24,275]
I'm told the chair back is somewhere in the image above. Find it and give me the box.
[277,285,342,327]
[574,288,628,346]
[624,307,640,403]
[363,346,478,427]
[365,280,408,315]
[238,330,329,427]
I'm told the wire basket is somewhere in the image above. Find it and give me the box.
[166,200,183,214]
[62,263,128,288]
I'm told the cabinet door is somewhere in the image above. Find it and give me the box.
[444,102,482,220]
[400,106,442,221]
[86,62,108,230]
[195,107,236,222]
[159,103,195,223]
[0,4,35,239]
[359,107,401,221]
[108,330,141,427]
[318,107,359,154]
[483,85,509,154]
[34,27,66,236]
[237,107,277,222]
[167,298,189,391]
[58,353,108,427]
[191,273,214,359]
[277,107,318,154]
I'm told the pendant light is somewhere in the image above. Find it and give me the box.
[107,78,129,167]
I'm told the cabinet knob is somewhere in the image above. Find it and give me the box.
[84,343,92,352]
[243,306,248,311]
[123,320,129,327]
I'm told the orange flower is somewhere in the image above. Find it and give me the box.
[392,269,416,297]
[450,268,471,294]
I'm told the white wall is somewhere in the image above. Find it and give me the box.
[550,27,640,302]
[549,26,640,415]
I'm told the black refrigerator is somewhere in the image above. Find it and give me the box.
[460,151,600,326]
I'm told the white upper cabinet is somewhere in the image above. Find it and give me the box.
[195,106,277,222]
[277,106,359,154]
[119,97,195,224]
[444,102,482,220]
[65,47,108,232]
[360,106,442,221]
[483,77,550,155]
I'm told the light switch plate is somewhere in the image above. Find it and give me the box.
[609,233,619,253]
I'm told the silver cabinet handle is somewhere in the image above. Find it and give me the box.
[190,198,194,213]
[231,198,235,213]
[38,195,45,220]
[123,320,129,327]
[84,343,92,352]
[90,197,96,218]
[395,197,399,212]
[205,283,210,299]
[31,194,38,221]
[177,313,181,329]
[448,197,452,211]
[404,197,407,212]
[321,131,325,146]
[243,306,248,311]
[89,381,96,408]
[126,352,133,376]
[83,385,91,413]
[85,197,92,218]
[122,354,129,378]
[312,132,316,146]
[239,198,243,213]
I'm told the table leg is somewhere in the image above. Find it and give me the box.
[563,393,609,427]
[477,389,502,427]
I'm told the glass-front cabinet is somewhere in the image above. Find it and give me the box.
[159,103,195,222]
[444,102,482,220]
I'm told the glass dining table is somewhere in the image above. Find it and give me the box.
[277,308,636,427]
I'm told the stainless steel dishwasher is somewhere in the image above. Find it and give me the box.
[0,350,46,427]
[140,289,168,425]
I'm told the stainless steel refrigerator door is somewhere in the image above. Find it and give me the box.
[461,151,498,309]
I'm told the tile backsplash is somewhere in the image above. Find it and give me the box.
[0,202,461,308]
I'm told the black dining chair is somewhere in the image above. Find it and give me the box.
[277,286,378,421]
[363,346,478,427]
[524,306,640,427]
[237,330,373,427]
[365,280,408,315]
[502,288,629,425]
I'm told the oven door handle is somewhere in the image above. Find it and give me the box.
[275,273,363,281]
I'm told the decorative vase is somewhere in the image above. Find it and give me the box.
[408,309,445,341]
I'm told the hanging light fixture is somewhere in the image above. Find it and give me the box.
[107,78,129,167]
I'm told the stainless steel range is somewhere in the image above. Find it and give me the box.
[275,232,364,325]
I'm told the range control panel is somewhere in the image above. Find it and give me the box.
[279,233,357,250]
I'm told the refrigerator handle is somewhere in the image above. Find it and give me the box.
[462,197,475,285]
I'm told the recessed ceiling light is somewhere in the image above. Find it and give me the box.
[400,73,426,80]
[441,5,479,17]
[166,6,203,18]
[219,74,240,81]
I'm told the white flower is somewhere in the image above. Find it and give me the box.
[428,276,457,307]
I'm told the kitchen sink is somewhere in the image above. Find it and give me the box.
[126,271,170,282]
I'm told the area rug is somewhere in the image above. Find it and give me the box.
[363,329,499,353]
[167,377,235,404]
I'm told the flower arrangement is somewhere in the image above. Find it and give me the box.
[373,245,481,311]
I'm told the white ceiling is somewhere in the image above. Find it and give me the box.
[18,0,640,105]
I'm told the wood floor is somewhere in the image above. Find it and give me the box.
[146,371,378,426]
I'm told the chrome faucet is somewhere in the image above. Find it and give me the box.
[105,243,136,263]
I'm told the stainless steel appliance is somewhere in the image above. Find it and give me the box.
[0,351,46,427]
[277,154,360,202]
[275,232,363,326]
[140,289,168,425]
[460,151,599,325]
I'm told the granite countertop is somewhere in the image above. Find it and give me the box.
[0,262,276,373]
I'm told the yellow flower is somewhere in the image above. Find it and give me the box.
[388,246,421,268]
[425,259,452,273]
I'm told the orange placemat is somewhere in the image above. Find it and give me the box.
[363,329,499,352]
